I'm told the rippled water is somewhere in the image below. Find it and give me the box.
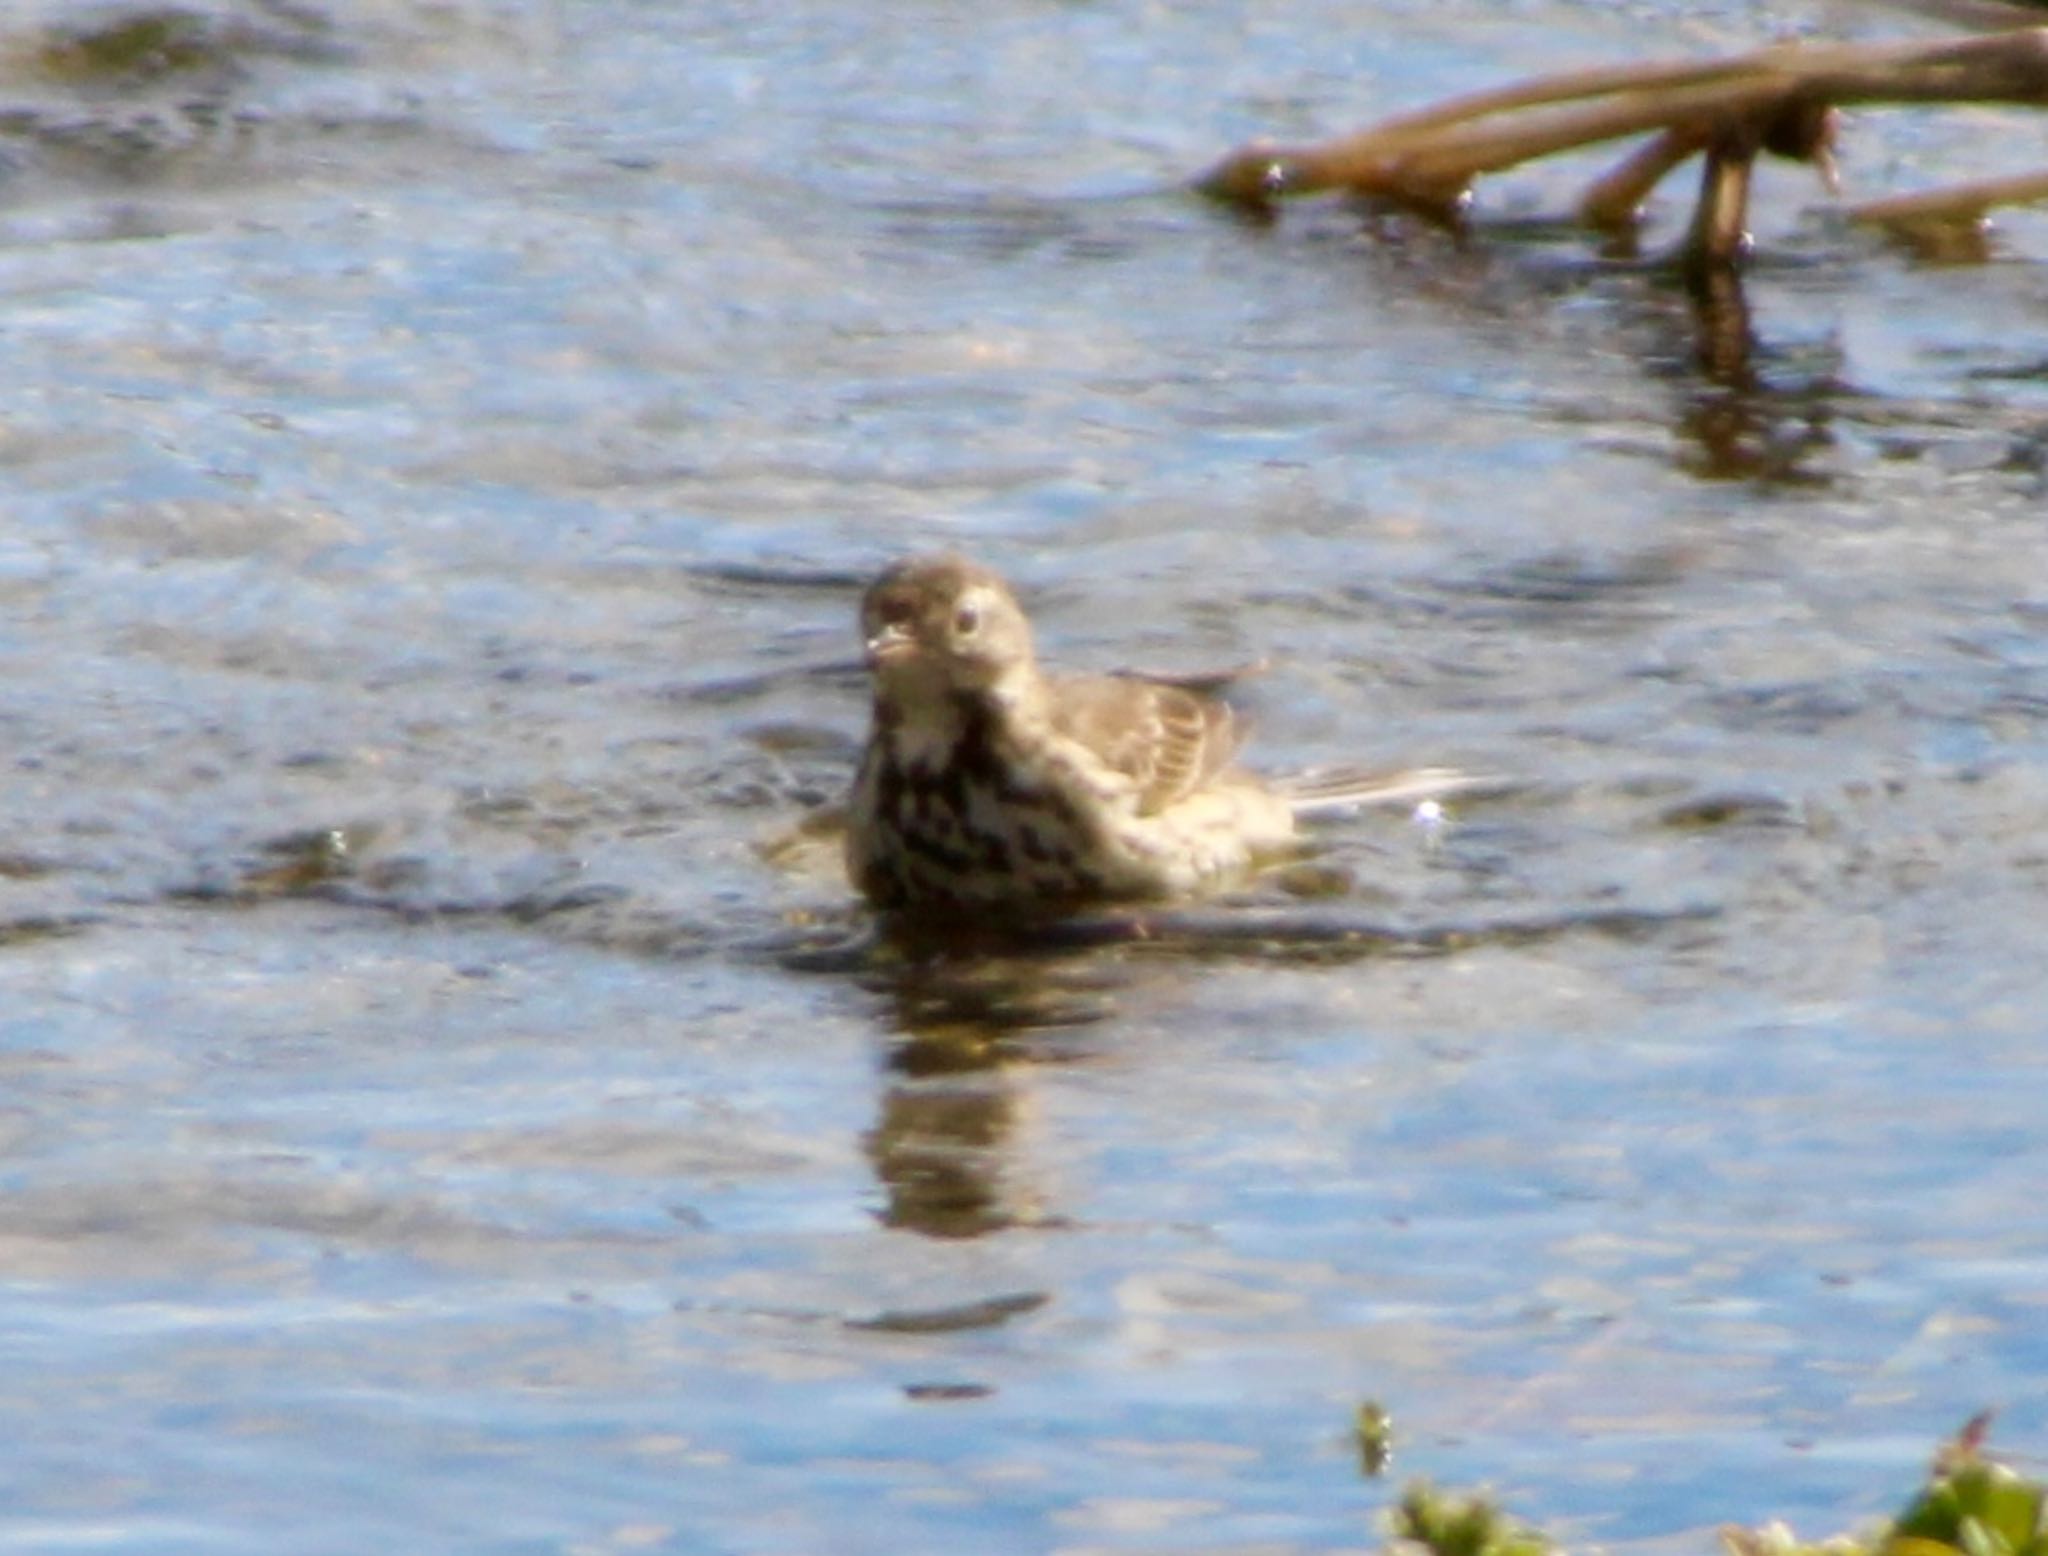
[1,1,2046,1551]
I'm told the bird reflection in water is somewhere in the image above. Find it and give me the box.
[860,940,1120,1240]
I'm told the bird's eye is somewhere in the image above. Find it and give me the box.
[953,604,981,636]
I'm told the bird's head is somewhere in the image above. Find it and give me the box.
[858,554,1036,704]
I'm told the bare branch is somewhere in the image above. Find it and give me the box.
[1197,28,2048,268]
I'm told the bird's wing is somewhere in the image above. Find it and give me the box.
[1046,673,1243,815]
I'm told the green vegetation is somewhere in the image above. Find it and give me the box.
[1880,1418,2048,1556]
[1354,1400,1395,1480]
[1390,1481,1561,1556]
[1379,1415,2045,1556]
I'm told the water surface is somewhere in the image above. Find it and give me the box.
[1,1,2046,1551]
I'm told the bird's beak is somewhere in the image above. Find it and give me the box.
[865,622,917,667]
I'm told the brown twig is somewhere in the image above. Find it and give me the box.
[1581,127,1708,231]
[1847,167,2048,261]
[1848,167,2048,224]
[1686,141,1760,270]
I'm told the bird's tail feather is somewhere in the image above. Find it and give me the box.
[1273,764,1506,816]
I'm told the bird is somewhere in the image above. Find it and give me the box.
[844,553,1453,915]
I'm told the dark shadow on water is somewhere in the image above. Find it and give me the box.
[828,898,1718,969]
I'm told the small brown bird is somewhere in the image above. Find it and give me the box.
[844,554,1440,914]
